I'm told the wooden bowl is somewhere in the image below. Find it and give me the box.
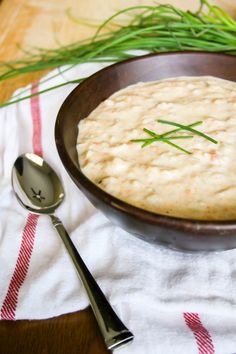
[55,52,236,252]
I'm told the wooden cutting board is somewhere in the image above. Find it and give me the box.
[0,1,235,354]
[0,0,235,102]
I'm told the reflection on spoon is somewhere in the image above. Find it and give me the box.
[12,153,134,350]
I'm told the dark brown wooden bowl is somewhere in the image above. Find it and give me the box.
[55,52,236,252]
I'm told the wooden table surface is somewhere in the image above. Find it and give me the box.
[0,1,235,353]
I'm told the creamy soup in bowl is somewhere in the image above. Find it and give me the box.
[77,76,236,221]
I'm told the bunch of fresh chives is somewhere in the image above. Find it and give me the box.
[0,0,236,108]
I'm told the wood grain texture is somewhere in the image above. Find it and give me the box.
[0,308,109,354]
[0,1,236,354]
[0,0,235,102]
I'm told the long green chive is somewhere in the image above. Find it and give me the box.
[0,79,85,108]
[131,136,193,143]
[158,121,203,137]
[1,0,236,107]
[131,121,202,148]
[130,120,217,154]
[141,137,193,154]
[141,127,193,153]
[131,126,193,154]
[159,141,192,154]
[157,119,218,144]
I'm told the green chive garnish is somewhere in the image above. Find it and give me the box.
[157,119,218,144]
[140,127,193,154]
[131,119,218,155]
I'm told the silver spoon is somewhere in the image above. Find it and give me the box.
[12,152,134,350]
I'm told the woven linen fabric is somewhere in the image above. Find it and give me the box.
[1,59,236,354]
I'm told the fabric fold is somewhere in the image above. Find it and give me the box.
[1,60,236,353]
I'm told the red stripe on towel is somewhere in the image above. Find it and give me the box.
[184,312,215,354]
[0,214,39,319]
[30,84,43,157]
[0,83,42,320]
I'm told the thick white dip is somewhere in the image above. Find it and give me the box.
[77,76,236,220]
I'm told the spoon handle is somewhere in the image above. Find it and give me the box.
[50,214,134,350]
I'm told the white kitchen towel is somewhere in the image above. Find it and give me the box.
[1,59,236,354]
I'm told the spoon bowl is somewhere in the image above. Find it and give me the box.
[12,152,134,350]
[12,153,64,214]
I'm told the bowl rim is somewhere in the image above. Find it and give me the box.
[55,51,236,235]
